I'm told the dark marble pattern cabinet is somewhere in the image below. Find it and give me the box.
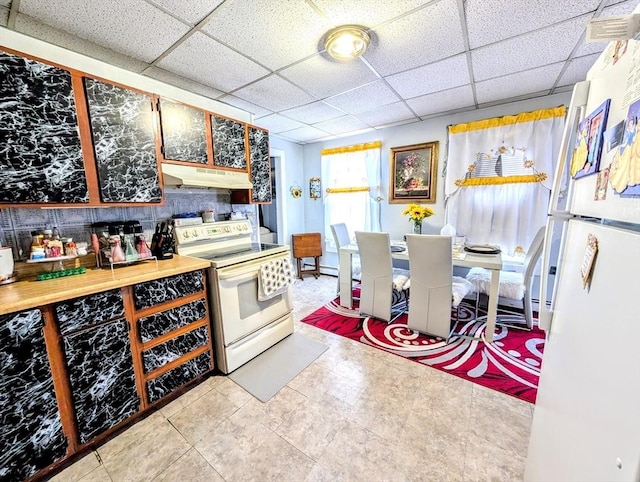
[158,98,208,164]
[84,78,162,203]
[63,318,138,444]
[0,309,67,482]
[0,50,89,204]
[132,269,213,405]
[248,126,272,203]
[211,115,247,170]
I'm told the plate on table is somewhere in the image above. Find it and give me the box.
[390,245,406,253]
[464,244,501,255]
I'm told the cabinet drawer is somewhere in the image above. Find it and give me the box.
[56,289,125,335]
[142,325,209,373]
[146,351,212,404]
[138,298,207,343]
[133,270,204,310]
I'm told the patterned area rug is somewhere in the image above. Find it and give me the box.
[301,293,545,404]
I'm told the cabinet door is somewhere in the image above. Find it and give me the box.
[0,309,67,481]
[211,115,247,170]
[0,50,89,204]
[248,126,272,203]
[158,98,208,164]
[84,78,162,203]
[63,318,139,444]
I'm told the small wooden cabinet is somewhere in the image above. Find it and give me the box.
[292,233,322,279]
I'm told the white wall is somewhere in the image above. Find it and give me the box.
[302,92,572,268]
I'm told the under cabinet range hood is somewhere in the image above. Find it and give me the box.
[161,164,253,190]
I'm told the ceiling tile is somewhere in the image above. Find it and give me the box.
[253,113,305,133]
[355,101,417,126]
[475,63,564,104]
[279,102,345,124]
[471,14,590,82]
[311,0,432,28]
[385,54,470,99]
[143,66,224,99]
[406,85,476,117]
[157,32,270,92]
[313,115,370,135]
[19,0,191,62]
[557,53,600,87]
[279,54,379,99]
[146,0,225,25]
[232,74,316,111]
[277,125,332,143]
[217,95,273,119]
[14,15,150,73]
[200,0,330,71]
[465,0,600,49]
[363,0,466,76]
[324,80,400,114]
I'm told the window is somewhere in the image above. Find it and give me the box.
[321,141,382,250]
[444,107,566,253]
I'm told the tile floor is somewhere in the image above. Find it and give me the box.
[51,275,533,482]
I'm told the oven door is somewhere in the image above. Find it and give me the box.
[212,251,293,346]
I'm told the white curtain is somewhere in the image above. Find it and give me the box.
[321,142,382,251]
[445,107,566,253]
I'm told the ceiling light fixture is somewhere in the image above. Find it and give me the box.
[323,25,370,61]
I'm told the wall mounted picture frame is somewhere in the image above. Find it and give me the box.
[570,99,611,180]
[309,177,321,200]
[389,141,438,203]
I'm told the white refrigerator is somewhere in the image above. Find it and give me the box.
[525,28,640,482]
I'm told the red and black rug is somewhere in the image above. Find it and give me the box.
[301,294,545,404]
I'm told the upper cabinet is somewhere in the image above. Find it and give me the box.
[157,98,208,165]
[84,78,162,203]
[247,126,272,203]
[211,114,247,171]
[0,50,89,204]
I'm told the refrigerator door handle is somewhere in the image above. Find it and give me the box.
[548,80,590,218]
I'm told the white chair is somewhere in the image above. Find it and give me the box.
[405,234,473,339]
[466,226,546,330]
[330,223,361,295]
[355,231,410,323]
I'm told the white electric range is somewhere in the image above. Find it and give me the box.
[174,220,294,374]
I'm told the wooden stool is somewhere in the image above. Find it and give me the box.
[292,233,322,280]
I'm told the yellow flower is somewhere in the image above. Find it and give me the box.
[402,203,435,222]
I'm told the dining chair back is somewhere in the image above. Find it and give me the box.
[355,231,409,323]
[466,226,546,329]
[330,223,361,295]
[405,234,473,338]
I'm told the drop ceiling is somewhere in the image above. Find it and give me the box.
[1,0,637,144]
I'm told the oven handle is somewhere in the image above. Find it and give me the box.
[216,252,291,280]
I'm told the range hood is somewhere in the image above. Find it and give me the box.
[161,164,253,190]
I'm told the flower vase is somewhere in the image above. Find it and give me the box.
[413,220,422,235]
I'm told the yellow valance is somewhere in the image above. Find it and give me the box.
[455,173,548,187]
[325,186,370,194]
[448,106,566,135]
[321,141,382,156]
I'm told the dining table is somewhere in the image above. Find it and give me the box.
[338,241,503,343]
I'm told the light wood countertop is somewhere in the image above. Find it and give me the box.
[0,255,211,316]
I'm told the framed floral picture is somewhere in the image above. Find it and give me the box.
[389,141,439,203]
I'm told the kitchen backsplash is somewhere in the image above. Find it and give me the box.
[0,189,258,260]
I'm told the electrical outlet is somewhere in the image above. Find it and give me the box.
[549,266,557,275]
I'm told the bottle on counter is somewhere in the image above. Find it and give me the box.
[123,225,139,262]
[108,225,125,263]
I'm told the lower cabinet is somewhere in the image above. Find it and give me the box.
[63,318,139,444]
[0,309,67,482]
[132,270,214,406]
